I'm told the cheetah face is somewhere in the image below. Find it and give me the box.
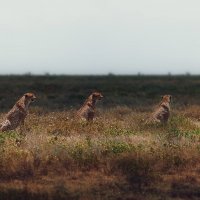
[162,95,172,103]
[24,93,37,102]
[92,92,103,101]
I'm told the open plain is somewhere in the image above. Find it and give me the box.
[0,75,200,199]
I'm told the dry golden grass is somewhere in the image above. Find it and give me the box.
[1,106,200,199]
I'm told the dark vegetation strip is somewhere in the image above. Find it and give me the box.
[0,75,200,110]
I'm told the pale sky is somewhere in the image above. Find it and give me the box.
[0,0,200,74]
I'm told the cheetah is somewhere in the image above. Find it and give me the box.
[148,95,172,124]
[0,93,36,132]
[76,92,103,121]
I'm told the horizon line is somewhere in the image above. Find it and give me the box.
[0,72,197,76]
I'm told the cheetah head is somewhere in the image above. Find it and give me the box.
[24,93,37,103]
[161,95,172,103]
[92,92,103,101]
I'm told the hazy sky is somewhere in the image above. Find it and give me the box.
[0,0,200,74]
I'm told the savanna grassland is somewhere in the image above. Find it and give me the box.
[1,75,200,200]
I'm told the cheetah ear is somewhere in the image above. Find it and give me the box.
[24,94,28,98]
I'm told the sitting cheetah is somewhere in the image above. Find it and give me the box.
[0,93,36,132]
[76,92,103,121]
[148,95,172,124]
